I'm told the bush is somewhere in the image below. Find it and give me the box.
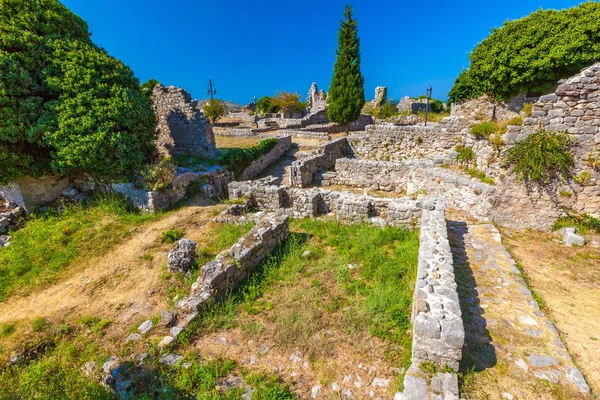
[457,147,476,166]
[271,91,304,114]
[0,0,157,185]
[522,103,533,116]
[140,157,176,191]
[203,98,228,124]
[256,96,278,114]
[503,131,574,182]
[429,99,444,113]
[447,2,600,102]
[553,208,600,234]
[372,102,397,119]
[220,138,279,179]
[470,122,498,138]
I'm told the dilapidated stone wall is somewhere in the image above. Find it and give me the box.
[239,136,292,180]
[451,92,539,123]
[290,137,350,187]
[152,85,217,158]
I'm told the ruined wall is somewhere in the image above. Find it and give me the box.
[239,136,292,181]
[152,85,217,158]
[397,197,463,399]
[289,137,349,187]
[450,92,539,123]
[348,123,465,163]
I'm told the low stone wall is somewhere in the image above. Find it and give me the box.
[331,158,496,221]
[239,136,292,180]
[289,137,349,187]
[278,130,330,140]
[1,175,72,211]
[396,197,463,400]
[159,213,289,346]
[213,129,261,137]
[349,122,465,163]
[229,178,425,228]
[297,114,374,133]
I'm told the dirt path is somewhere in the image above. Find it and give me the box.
[502,230,600,395]
[0,206,219,342]
[448,220,591,399]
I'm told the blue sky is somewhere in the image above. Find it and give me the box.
[62,0,587,104]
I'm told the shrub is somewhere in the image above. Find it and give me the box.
[464,167,495,185]
[0,0,157,185]
[457,147,476,166]
[447,2,600,102]
[506,115,523,126]
[271,91,304,114]
[522,103,533,116]
[221,138,279,179]
[470,122,498,138]
[503,131,574,182]
[203,98,228,124]
[372,102,397,119]
[32,317,47,332]
[553,208,600,234]
[140,157,176,191]
[429,99,444,113]
[489,134,505,152]
[256,96,278,114]
[163,229,184,244]
[574,170,591,185]
[1,324,15,337]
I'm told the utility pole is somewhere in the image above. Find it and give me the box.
[207,79,217,99]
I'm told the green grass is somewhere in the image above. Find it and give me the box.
[162,229,184,243]
[553,208,600,234]
[178,219,419,374]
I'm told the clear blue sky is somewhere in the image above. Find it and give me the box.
[61,0,586,104]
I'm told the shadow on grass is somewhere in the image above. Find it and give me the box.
[447,221,497,383]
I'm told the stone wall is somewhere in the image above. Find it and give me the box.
[1,175,72,211]
[348,122,465,163]
[161,213,289,346]
[152,85,217,158]
[396,198,463,400]
[229,178,426,228]
[277,130,330,140]
[239,136,293,181]
[289,137,350,187]
[450,92,539,123]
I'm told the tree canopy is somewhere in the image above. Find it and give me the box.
[203,98,228,124]
[0,0,156,185]
[448,2,600,104]
[272,91,304,114]
[327,5,364,127]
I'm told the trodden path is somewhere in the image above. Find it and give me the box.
[447,220,592,399]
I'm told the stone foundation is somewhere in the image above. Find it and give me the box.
[289,137,350,187]
[240,136,292,180]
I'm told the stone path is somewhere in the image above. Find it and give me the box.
[256,146,298,185]
[447,221,591,399]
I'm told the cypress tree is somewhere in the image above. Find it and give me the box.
[327,5,365,132]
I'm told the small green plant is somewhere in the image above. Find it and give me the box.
[553,208,600,234]
[140,157,177,191]
[464,167,495,185]
[32,317,47,332]
[470,121,498,138]
[489,134,504,152]
[163,229,184,243]
[420,361,438,374]
[503,131,574,182]
[1,323,15,337]
[559,190,573,197]
[507,115,524,126]
[416,137,423,145]
[457,147,476,166]
[372,102,398,119]
[521,103,533,116]
[574,170,591,185]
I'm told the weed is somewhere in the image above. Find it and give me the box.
[457,147,476,166]
[503,131,574,183]
[140,157,177,191]
[558,191,573,198]
[1,324,15,338]
[464,168,495,185]
[522,102,533,116]
[574,170,591,185]
[32,317,47,333]
[489,134,505,152]
[471,121,498,138]
[162,229,184,244]
[553,208,600,234]
[416,137,423,145]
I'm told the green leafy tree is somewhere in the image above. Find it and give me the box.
[327,5,365,131]
[448,2,600,103]
[256,96,278,114]
[203,98,228,124]
[272,91,304,114]
[0,0,156,185]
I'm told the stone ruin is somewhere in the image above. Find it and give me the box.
[151,84,217,158]
[372,86,387,107]
[306,82,327,114]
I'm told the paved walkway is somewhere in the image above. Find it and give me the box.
[447,221,591,399]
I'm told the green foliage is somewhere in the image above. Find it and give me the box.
[271,91,304,114]
[32,317,47,332]
[574,170,591,185]
[464,167,495,185]
[1,323,15,337]
[470,121,498,138]
[428,99,444,113]
[372,102,398,120]
[256,96,278,114]
[457,147,476,166]
[140,78,160,98]
[0,193,157,301]
[220,138,279,179]
[327,5,365,127]
[203,98,229,124]
[521,103,533,116]
[162,229,184,244]
[448,2,600,102]
[503,131,574,182]
[0,0,157,184]
[140,157,176,191]
[506,115,523,127]
[553,208,600,234]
